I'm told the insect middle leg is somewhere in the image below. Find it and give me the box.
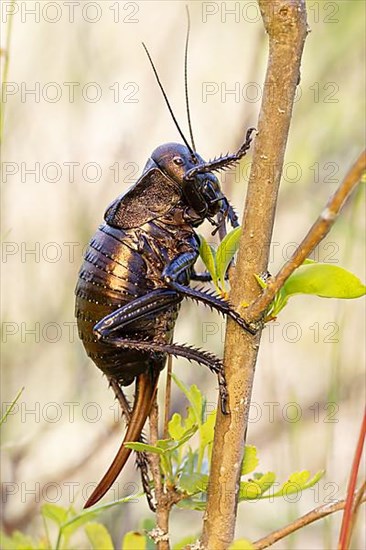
[162,252,259,334]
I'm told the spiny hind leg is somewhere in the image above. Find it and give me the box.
[104,336,228,415]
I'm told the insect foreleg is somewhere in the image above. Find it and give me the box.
[191,269,212,282]
[184,127,256,180]
[191,269,231,282]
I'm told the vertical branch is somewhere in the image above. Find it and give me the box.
[148,400,170,550]
[201,2,308,548]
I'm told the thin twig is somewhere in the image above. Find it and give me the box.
[253,489,366,549]
[349,480,366,538]
[338,409,366,549]
[148,400,170,550]
[163,357,173,439]
[201,2,308,548]
[246,150,366,322]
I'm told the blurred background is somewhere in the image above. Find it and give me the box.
[1,1,365,548]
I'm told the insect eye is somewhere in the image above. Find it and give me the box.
[173,157,184,166]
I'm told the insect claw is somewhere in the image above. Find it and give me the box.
[220,395,230,415]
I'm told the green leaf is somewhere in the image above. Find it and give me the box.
[85,523,114,550]
[172,375,205,424]
[168,411,197,441]
[173,535,199,550]
[271,469,325,498]
[168,413,186,441]
[253,273,267,290]
[254,471,276,494]
[216,227,241,285]
[0,531,14,550]
[41,503,68,526]
[61,511,100,540]
[56,493,143,545]
[0,530,42,550]
[239,481,262,500]
[229,540,255,550]
[239,472,276,500]
[199,410,216,450]
[158,426,198,455]
[241,446,259,475]
[139,519,156,550]
[178,473,208,494]
[122,531,147,550]
[183,448,199,475]
[167,425,198,452]
[156,438,175,452]
[269,287,288,318]
[140,518,155,532]
[283,264,365,299]
[198,234,217,285]
[177,496,207,511]
[183,405,197,432]
[124,441,164,454]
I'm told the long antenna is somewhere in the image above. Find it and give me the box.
[142,43,196,158]
[184,5,196,152]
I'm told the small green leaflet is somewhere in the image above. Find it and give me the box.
[241,445,259,475]
[239,469,324,501]
[229,540,255,550]
[124,441,165,454]
[85,523,114,550]
[173,535,199,549]
[125,425,197,456]
[178,472,209,494]
[41,503,69,526]
[171,374,205,425]
[168,411,196,441]
[270,263,365,317]
[177,495,207,511]
[283,263,365,299]
[239,472,276,500]
[41,495,144,550]
[200,224,365,320]
[216,226,241,286]
[198,228,242,292]
[0,530,47,550]
[269,469,325,498]
[122,531,147,550]
[198,234,217,286]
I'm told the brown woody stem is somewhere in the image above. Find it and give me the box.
[201,1,308,548]
[148,401,170,550]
